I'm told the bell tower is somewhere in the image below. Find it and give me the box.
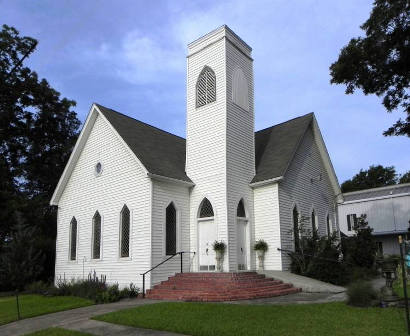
[186,25,255,271]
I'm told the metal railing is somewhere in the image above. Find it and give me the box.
[140,251,195,298]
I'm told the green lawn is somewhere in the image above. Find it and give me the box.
[95,302,406,336]
[0,295,93,325]
[393,282,410,299]
[23,327,93,336]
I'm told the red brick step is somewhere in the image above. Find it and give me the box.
[146,272,301,302]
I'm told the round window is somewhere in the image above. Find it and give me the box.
[95,162,102,176]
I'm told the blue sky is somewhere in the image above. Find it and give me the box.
[3,0,409,182]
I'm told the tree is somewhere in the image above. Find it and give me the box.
[0,221,44,318]
[0,24,80,284]
[330,0,410,137]
[399,170,410,183]
[341,165,397,192]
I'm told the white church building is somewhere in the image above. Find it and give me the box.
[51,25,342,290]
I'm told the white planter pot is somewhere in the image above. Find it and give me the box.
[215,250,224,272]
[256,250,265,271]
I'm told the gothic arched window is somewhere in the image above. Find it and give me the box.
[311,209,317,233]
[326,214,331,237]
[196,66,216,108]
[166,203,177,255]
[199,198,214,218]
[70,217,77,261]
[237,199,246,218]
[120,205,130,258]
[232,68,249,111]
[92,211,101,259]
[293,206,300,251]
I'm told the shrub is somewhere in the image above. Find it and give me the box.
[212,241,226,253]
[254,240,268,252]
[129,282,139,298]
[26,280,51,294]
[347,280,378,307]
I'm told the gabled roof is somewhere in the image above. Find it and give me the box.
[96,104,192,183]
[253,113,313,183]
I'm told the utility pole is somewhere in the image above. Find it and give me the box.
[399,235,410,336]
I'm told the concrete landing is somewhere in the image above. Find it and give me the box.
[258,271,346,293]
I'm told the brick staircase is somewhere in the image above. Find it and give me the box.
[146,272,301,302]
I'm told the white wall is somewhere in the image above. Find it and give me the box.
[253,183,282,270]
[338,194,410,235]
[55,113,152,289]
[278,127,337,270]
[151,180,191,286]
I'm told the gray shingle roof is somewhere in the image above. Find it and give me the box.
[97,104,313,185]
[253,113,313,183]
[96,104,192,183]
[343,183,410,202]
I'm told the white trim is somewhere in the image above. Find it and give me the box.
[147,173,194,187]
[342,192,410,205]
[249,176,283,188]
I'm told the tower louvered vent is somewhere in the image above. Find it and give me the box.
[196,67,216,108]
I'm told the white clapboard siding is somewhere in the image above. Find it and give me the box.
[150,180,191,286]
[55,113,152,289]
[278,127,337,270]
[254,183,282,270]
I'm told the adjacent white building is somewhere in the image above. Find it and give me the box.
[338,183,410,255]
[51,25,342,290]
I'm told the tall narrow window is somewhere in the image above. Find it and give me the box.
[311,210,316,233]
[120,205,130,258]
[196,66,216,108]
[70,217,77,261]
[237,199,246,218]
[92,211,101,259]
[293,206,300,251]
[347,214,357,231]
[199,198,214,218]
[166,203,177,255]
[326,214,331,237]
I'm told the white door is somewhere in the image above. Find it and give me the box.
[199,219,217,271]
[237,218,247,270]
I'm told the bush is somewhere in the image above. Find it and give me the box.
[26,280,51,294]
[254,240,268,252]
[347,281,378,307]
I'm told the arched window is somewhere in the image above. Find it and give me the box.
[326,214,331,237]
[70,217,77,261]
[293,206,300,251]
[237,199,246,218]
[120,205,130,258]
[232,68,249,111]
[166,203,177,255]
[311,210,317,233]
[196,66,216,108]
[92,211,101,259]
[199,198,214,218]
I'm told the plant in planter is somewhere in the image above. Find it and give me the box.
[212,241,226,272]
[254,240,268,270]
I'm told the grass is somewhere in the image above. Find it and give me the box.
[23,327,94,336]
[95,302,406,336]
[0,295,93,325]
[393,281,410,299]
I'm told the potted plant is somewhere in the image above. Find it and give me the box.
[254,240,268,270]
[212,241,226,272]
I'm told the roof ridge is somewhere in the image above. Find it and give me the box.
[342,182,410,196]
[255,112,314,134]
[95,103,185,141]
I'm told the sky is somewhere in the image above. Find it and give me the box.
[2,0,409,183]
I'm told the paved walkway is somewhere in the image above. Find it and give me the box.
[0,298,184,336]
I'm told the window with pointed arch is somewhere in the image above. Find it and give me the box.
[166,203,177,255]
[196,66,216,108]
[92,211,101,259]
[326,213,332,237]
[120,205,130,258]
[199,198,214,218]
[69,217,77,261]
[232,68,249,111]
[293,205,300,251]
[311,209,317,234]
[237,199,246,218]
